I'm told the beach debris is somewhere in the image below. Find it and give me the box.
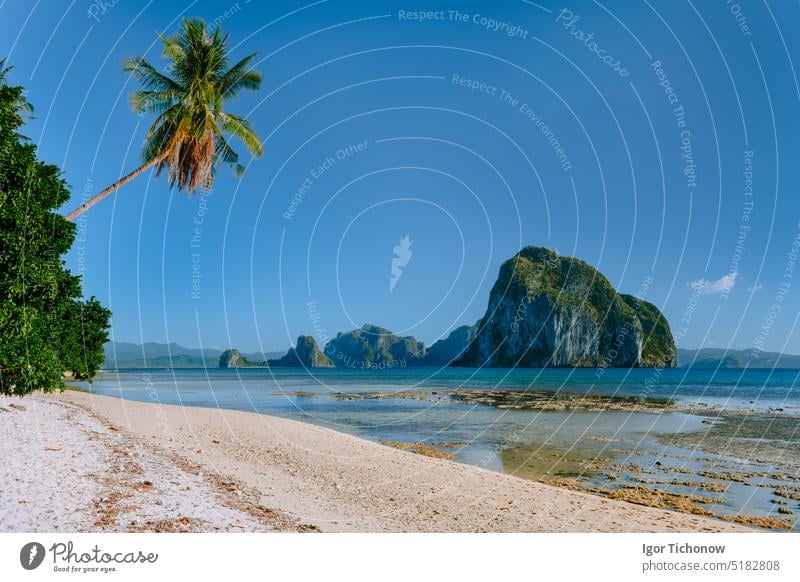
[541,476,582,489]
[610,463,657,475]
[450,390,674,412]
[382,441,455,461]
[131,516,196,533]
[771,486,800,501]
[588,485,724,517]
[276,388,675,412]
[697,470,753,484]
[720,515,794,530]
[660,480,727,493]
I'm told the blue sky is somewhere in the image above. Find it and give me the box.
[2,0,799,355]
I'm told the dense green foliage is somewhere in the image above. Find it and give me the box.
[0,62,110,395]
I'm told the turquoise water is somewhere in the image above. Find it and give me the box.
[82,366,800,419]
[76,367,800,528]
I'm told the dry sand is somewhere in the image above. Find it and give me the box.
[0,391,749,533]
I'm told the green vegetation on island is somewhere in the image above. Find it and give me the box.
[268,336,333,368]
[324,324,424,369]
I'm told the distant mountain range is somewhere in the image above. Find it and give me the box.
[677,348,800,369]
[104,342,800,370]
[103,342,283,369]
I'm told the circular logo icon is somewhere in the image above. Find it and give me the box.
[20,542,46,570]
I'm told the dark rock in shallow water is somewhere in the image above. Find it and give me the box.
[456,247,676,368]
[268,336,333,368]
[324,324,424,369]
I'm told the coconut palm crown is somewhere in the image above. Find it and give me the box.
[65,18,262,221]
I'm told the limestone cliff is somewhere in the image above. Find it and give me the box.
[456,247,676,368]
[419,324,478,366]
[324,324,424,369]
[268,336,333,368]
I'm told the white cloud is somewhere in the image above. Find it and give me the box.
[690,272,738,295]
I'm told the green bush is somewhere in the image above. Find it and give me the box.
[0,61,110,395]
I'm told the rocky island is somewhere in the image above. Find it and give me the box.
[218,349,266,368]
[325,324,424,369]
[265,247,675,369]
[456,246,676,368]
[268,336,333,368]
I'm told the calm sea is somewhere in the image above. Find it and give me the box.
[75,366,800,527]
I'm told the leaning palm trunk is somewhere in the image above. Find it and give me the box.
[65,151,168,221]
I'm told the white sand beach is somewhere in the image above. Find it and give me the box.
[0,391,749,533]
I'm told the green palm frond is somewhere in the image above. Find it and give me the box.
[129,89,177,114]
[218,54,262,98]
[123,57,181,92]
[217,112,263,157]
[123,17,262,193]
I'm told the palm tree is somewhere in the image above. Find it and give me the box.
[65,18,263,222]
[0,59,34,124]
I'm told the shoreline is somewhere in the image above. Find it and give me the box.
[2,391,752,533]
